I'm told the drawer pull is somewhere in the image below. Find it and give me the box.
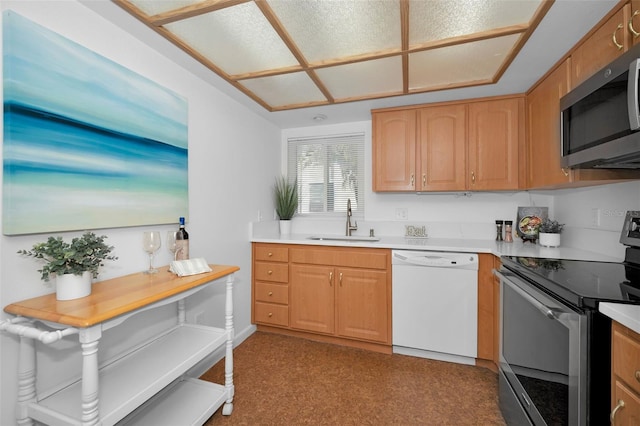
[268,270,273,275]
[635,370,640,382]
[268,252,273,257]
[339,272,343,286]
[329,271,333,286]
[268,291,273,296]
[613,23,624,50]
[611,399,625,423]
[268,312,273,317]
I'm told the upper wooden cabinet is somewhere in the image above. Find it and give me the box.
[418,104,467,191]
[372,109,416,191]
[571,4,631,88]
[527,59,572,188]
[373,96,524,192]
[468,98,525,191]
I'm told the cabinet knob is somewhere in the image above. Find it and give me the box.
[268,270,273,275]
[635,370,640,382]
[329,271,333,286]
[268,312,273,317]
[268,291,273,296]
[268,252,273,257]
[471,171,476,184]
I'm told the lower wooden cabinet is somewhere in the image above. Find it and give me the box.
[611,321,640,424]
[476,253,500,371]
[290,264,335,334]
[252,243,392,353]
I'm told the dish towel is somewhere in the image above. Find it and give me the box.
[169,258,212,276]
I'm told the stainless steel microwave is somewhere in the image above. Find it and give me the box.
[561,43,640,169]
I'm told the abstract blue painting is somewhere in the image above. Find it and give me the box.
[2,11,188,235]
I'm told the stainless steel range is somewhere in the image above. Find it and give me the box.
[495,211,640,425]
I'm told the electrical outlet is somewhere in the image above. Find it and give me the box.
[395,208,408,221]
[591,208,601,227]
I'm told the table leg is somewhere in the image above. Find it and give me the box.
[79,326,102,426]
[222,273,234,415]
[16,335,36,426]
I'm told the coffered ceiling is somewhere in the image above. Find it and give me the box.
[114,0,552,112]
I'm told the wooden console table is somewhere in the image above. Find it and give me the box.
[1,264,239,426]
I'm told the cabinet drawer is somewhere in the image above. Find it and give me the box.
[255,282,288,304]
[255,244,288,262]
[290,247,388,270]
[254,302,288,327]
[254,262,288,283]
[612,380,640,425]
[614,325,640,395]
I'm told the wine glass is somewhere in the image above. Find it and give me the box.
[142,231,161,274]
[166,231,178,261]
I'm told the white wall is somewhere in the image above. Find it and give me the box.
[549,180,640,260]
[0,2,280,425]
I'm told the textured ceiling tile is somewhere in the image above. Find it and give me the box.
[165,2,299,75]
[409,34,520,90]
[409,0,542,46]
[267,0,401,63]
[315,56,403,99]
[240,72,327,107]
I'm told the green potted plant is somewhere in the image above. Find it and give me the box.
[18,232,117,300]
[538,218,565,247]
[273,176,298,235]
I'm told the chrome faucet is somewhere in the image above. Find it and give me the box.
[346,198,358,236]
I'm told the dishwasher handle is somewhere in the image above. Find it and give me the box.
[392,251,478,269]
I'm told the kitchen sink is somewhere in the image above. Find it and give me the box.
[307,235,381,242]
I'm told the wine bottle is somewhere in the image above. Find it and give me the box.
[175,217,189,260]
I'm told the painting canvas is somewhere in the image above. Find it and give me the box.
[2,11,188,235]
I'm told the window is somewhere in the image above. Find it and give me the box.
[287,133,365,216]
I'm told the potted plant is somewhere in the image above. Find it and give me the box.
[18,232,117,300]
[538,218,565,247]
[273,176,298,235]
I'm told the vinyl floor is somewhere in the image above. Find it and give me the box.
[202,331,506,426]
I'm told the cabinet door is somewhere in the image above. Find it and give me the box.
[290,264,335,334]
[418,105,467,191]
[527,60,572,188]
[336,268,389,343]
[468,98,523,190]
[571,5,630,88]
[372,110,417,191]
[477,254,495,362]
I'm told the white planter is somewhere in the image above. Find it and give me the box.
[279,220,292,235]
[538,232,561,248]
[56,271,92,301]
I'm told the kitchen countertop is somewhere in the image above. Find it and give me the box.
[600,302,640,334]
[251,233,621,262]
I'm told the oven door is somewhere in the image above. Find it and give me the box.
[496,270,587,426]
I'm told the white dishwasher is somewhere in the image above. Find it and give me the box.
[392,249,478,365]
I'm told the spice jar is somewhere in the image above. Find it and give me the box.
[504,220,513,243]
[495,220,504,241]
